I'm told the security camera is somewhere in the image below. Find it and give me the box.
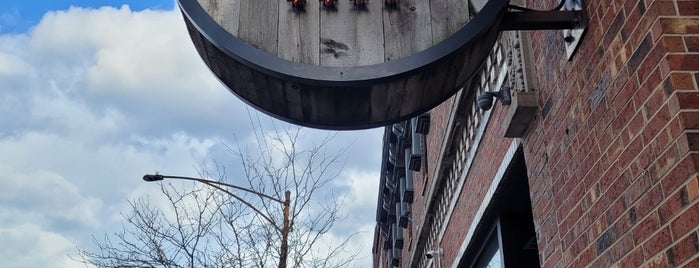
[477,86,512,110]
[425,248,443,259]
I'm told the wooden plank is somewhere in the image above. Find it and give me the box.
[456,30,500,84]
[200,33,262,107]
[278,2,320,65]
[212,42,259,105]
[413,67,444,114]
[238,0,279,54]
[319,1,384,67]
[184,17,210,63]
[184,0,500,128]
[399,74,425,116]
[430,0,469,43]
[379,80,408,121]
[299,85,317,123]
[383,0,432,61]
[197,0,240,35]
[440,54,466,94]
[282,82,304,120]
[370,83,389,122]
[327,86,371,125]
[383,0,432,118]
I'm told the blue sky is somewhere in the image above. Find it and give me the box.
[0,0,174,33]
[0,1,382,267]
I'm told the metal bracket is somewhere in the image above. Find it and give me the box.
[499,0,587,59]
[562,0,587,59]
[500,9,586,31]
[502,6,586,30]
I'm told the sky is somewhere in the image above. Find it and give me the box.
[0,1,382,267]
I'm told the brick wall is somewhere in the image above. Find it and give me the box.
[416,95,455,226]
[401,95,456,264]
[373,94,457,267]
[438,101,515,264]
[373,1,698,267]
[523,0,699,267]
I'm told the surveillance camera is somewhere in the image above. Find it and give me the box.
[476,86,512,111]
[425,248,442,259]
[477,94,495,110]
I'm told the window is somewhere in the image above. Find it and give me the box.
[474,224,504,268]
[459,150,540,268]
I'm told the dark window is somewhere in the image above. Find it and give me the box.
[473,223,504,268]
[459,149,540,268]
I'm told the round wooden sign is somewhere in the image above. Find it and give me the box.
[179,0,508,129]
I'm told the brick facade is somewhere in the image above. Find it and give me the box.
[374,0,699,267]
[525,0,699,267]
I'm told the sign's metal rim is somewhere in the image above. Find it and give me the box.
[177,0,509,88]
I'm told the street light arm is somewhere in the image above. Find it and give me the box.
[152,174,286,204]
[143,173,293,268]
[200,181,283,233]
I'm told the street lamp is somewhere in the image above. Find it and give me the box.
[143,174,292,268]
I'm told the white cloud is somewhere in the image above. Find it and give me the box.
[1,5,248,139]
[0,5,237,267]
[0,129,216,206]
[0,3,384,267]
[0,124,219,267]
[0,4,223,206]
[341,168,381,211]
[0,165,102,231]
[0,224,89,268]
[308,222,376,267]
[0,51,34,77]
[0,152,102,268]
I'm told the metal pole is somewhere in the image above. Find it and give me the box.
[279,190,291,268]
[200,182,282,233]
[144,174,293,267]
[159,175,285,204]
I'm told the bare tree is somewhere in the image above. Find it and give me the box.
[78,123,360,268]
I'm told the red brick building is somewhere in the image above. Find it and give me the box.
[373,0,699,267]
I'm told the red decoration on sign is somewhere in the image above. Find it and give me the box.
[320,0,336,7]
[287,0,306,8]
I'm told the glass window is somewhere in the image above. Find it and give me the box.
[474,224,504,268]
[485,248,503,268]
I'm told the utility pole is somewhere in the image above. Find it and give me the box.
[279,190,291,268]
